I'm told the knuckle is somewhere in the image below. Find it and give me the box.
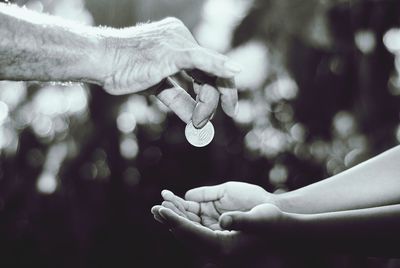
[163,18,192,38]
[103,80,119,95]
[182,47,196,58]
[184,47,202,64]
[158,40,171,51]
[102,87,114,95]
[174,50,192,69]
[161,17,186,33]
[163,17,183,25]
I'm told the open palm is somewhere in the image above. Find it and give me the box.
[151,205,258,258]
[159,182,275,230]
[151,203,286,260]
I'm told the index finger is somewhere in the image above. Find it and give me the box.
[156,77,195,123]
[185,185,224,202]
[162,190,201,222]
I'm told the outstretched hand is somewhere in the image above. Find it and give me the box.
[151,184,292,258]
[151,205,258,258]
[151,202,290,258]
[158,182,277,230]
[100,18,240,128]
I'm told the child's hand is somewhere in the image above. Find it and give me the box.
[158,182,277,230]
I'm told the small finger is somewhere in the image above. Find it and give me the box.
[162,190,200,215]
[186,211,201,223]
[162,190,186,213]
[159,207,185,229]
[162,201,188,219]
[163,194,201,222]
[154,214,164,223]
[151,205,165,223]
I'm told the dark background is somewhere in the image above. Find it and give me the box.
[1,0,400,267]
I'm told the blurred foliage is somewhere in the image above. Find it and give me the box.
[1,0,400,267]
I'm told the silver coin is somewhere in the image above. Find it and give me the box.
[185,121,215,147]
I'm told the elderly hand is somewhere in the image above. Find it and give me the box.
[156,182,277,230]
[99,18,240,128]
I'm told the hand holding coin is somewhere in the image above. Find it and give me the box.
[155,70,238,147]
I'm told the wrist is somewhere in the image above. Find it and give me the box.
[78,31,110,86]
[53,24,110,85]
[271,191,303,213]
[89,26,141,91]
[79,25,129,87]
[264,192,287,211]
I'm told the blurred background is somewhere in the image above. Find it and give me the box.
[1,0,400,267]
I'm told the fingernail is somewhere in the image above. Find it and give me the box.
[193,118,208,129]
[162,190,173,199]
[222,103,236,118]
[224,60,242,74]
[234,102,239,116]
[210,112,215,120]
[159,208,168,220]
[220,216,232,229]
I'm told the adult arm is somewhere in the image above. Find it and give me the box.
[0,3,101,84]
[0,3,240,126]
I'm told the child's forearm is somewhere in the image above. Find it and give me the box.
[275,145,400,213]
[288,204,400,256]
[229,205,400,257]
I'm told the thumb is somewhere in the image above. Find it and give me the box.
[219,211,256,231]
[219,204,283,232]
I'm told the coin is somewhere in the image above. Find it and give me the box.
[185,121,215,147]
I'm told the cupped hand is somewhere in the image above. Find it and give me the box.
[151,205,258,258]
[99,17,240,128]
[158,182,277,230]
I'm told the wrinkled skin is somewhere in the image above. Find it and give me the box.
[100,17,239,127]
